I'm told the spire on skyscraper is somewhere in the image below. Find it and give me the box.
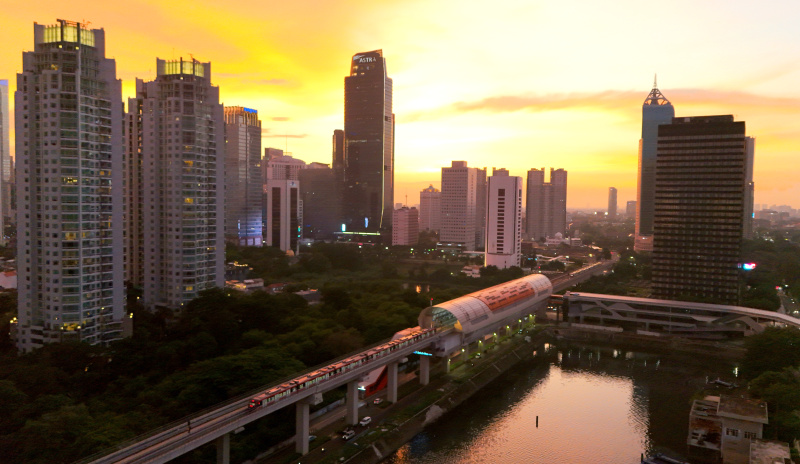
[643,77,671,106]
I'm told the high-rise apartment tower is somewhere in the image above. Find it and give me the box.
[126,57,225,310]
[15,20,125,351]
[626,201,637,218]
[608,187,617,218]
[485,169,523,269]
[526,168,567,241]
[224,106,262,246]
[635,80,674,252]
[0,79,10,241]
[343,50,394,233]
[419,185,441,233]
[440,161,481,251]
[652,116,750,305]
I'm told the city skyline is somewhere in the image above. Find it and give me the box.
[1,1,799,209]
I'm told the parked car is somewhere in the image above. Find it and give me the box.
[359,416,372,426]
[342,429,356,440]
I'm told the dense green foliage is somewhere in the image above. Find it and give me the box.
[744,328,800,445]
[572,219,635,252]
[571,250,651,296]
[741,237,800,305]
[0,243,519,463]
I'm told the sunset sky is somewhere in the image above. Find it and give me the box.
[2,0,798,209]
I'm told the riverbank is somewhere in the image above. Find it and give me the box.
[256,324,746,464]
[551,324,747,360]
[342,329,553,464]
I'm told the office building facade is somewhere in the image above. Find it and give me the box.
[419,184,441,233]
[608,187,617,218]
[485,169,523,269]
[263,154,304,251]
[475,168,487,250]
[0,79,10,241]
[264,179,300,252]
[299,162,340,239]
[635,81,674,252]
[126,57,225,310]
[343,50,394,233]
[652,115,749,305]
[224,106,262,246]
[15,20,125,351]
[743,137,755,239]
[626,200,637,218]
[332,129,344,175]
[440,161,479,251]
[392,206,419,246]
[525,167,567,241]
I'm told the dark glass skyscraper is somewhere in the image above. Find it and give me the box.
[224,106,262,246]
[343,50,394,233]
[652,115,748,305]
[635,81,674,252]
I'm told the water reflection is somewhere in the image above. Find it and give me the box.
[384,344,734,464]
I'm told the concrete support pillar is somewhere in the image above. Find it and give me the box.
[346,380,359,426]
[216,433,230,464]
[295,401,310,455]
[419,355,430,385]
[387,362,399,403]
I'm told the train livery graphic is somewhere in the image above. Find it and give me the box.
[248,328,436,409]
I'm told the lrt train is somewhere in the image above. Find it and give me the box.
[248,327,436,410]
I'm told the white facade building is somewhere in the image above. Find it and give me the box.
[264,179,301,252]
[126,57,225,310]
[392,206,419,246]
[263,154,305,251]
[15,20,125,351]
[485,169,522,269]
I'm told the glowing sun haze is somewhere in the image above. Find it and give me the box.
[2,0,799,209]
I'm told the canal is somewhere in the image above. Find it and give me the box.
[383,342,738,464]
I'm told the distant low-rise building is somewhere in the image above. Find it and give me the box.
[461,265,481,278]
[225,278,264,292]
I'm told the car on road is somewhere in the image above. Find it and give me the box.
[373,398,383,405]
[359,416,372,426]
[342,429,355,440]
[308,435,317,442]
